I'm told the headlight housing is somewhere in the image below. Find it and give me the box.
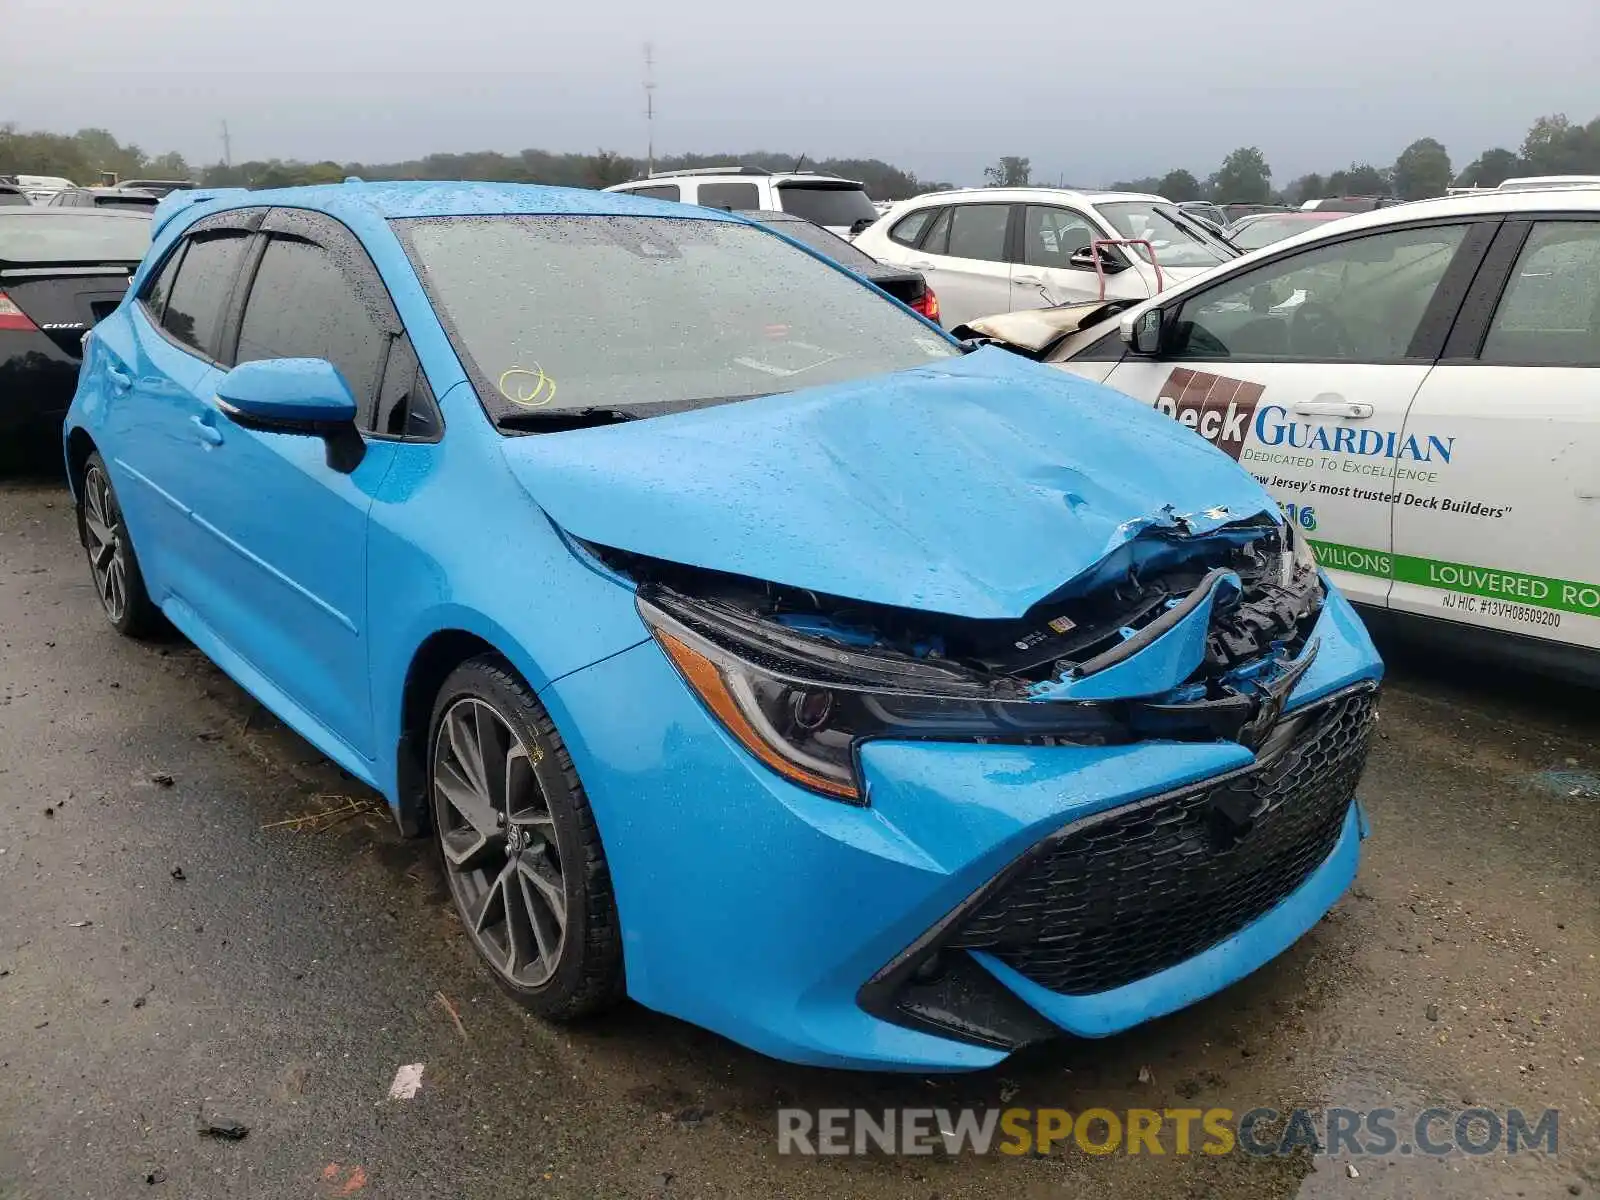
[1281,520,1320,586]
[639,592,1122,804]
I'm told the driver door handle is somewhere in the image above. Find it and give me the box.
[1013,273,1046,286]
[191,414,224,446]
[907,260,936,271]
[1293,395,1373,419]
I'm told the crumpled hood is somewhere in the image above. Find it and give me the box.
[501,348,1278,619]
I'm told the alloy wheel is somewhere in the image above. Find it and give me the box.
[82,464,128,624]
[433,697,568,988]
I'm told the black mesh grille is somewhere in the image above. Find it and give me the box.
[948,688,1377,995]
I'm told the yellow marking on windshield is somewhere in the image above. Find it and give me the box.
[498,365,558,408]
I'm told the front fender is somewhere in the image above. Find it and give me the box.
[365,423,650,808]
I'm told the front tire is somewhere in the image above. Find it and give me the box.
[79,452,161,638]
[429,655,624,1019]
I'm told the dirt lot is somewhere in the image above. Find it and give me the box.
[2,472,1597,1199]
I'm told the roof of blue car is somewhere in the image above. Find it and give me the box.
[178,180,730,224]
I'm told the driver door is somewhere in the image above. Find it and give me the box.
[1012,204,1148,311]
[1097,219,1495,610]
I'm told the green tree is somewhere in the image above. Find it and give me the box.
[0,125,92,180]
[983,156,1031,188]
[585,149,635,189]
[1458,148,1521,188]
[1156,169,1201,201]
[1326,163,1389,196]
[142,151,193,180]
[1209,147,1272,204]
[819,158,926,200]
[1392,138,1452,200]
[1110,176,1163,195]
[72,127,145,182]
[1520,114,1588,174]
[1289,173,1326,204]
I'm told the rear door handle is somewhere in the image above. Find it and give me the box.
[106,364,132,390]
[1013,273,1046,287]
[907,260,936,271]
[1293,395,1373,419]
[190,414,224,446]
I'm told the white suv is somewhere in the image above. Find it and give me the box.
[853,188,1237,328]
[604,167,879,239]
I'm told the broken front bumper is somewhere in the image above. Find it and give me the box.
[542,585,1382,1071]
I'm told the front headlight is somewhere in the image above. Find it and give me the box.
[639,593,1120,804]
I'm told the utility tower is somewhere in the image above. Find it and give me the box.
[643,43,657,176]
[220,120,232,168]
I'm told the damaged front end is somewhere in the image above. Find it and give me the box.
[596,512,1326,806]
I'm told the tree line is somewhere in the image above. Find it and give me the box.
[988,113,1600,206]
[0,126,947,200]
[5,112,1600,205]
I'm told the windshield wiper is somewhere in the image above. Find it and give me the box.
[498,407,640,432]
[497,391,783,434]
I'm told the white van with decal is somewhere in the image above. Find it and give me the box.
[1030,188,1600,681]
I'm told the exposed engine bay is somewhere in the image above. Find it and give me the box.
[590,513,1326,774]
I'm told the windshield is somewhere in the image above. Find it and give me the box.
[0,213,151,263]
[747,215,881,271]
[775,184,878,228]
[1093,201,1232,269]
[394,214,956,424]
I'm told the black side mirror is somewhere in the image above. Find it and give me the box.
[1120,307,1165,355]
[849,216,875,236]
[1069,246,1128,274]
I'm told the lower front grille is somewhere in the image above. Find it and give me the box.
[947,686,1377,995]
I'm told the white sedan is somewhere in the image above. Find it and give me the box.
[1004,187,1600,681]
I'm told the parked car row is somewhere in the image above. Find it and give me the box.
[0,175,194,207]
[56,178,1381,1072]
[965,187,1600,684]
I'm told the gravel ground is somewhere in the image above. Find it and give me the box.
[2,472,1597,1200]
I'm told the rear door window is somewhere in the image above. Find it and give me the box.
[139,242,186,323]
[697,182,760,210]
[160,232,251,359]
[946,204,1011,262]
[1479,221,1600,366]
[920,207,954,255]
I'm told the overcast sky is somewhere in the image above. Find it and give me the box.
[5,0,1597,186]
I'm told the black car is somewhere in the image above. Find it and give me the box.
[733,209,939,322]
[0,208,149,437]
[46,187,160,212]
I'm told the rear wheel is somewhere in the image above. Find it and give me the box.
[80,453,161,638]
[429,655,624,1019]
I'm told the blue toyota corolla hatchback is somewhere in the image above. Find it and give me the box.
[64,181,1382,1070]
